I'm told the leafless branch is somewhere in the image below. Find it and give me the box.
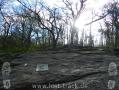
[85,13,109,25]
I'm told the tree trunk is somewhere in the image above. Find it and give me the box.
[52,36,57,49]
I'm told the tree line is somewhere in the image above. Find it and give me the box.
[0,0,118,52]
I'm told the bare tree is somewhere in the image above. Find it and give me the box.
[17,0,65,48]
[103,1,119,48]
[63,0,87,45]
[0,0,15,47]
[98,23,104,47]
[40,7,64,48]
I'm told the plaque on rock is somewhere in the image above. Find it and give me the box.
[36,64,48,72]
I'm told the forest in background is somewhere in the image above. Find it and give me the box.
[1,1,119,89]
[0,0,119,52]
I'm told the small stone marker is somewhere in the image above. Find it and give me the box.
[36,64,48,72]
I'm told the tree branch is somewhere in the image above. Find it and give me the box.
[85,13,109,25]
